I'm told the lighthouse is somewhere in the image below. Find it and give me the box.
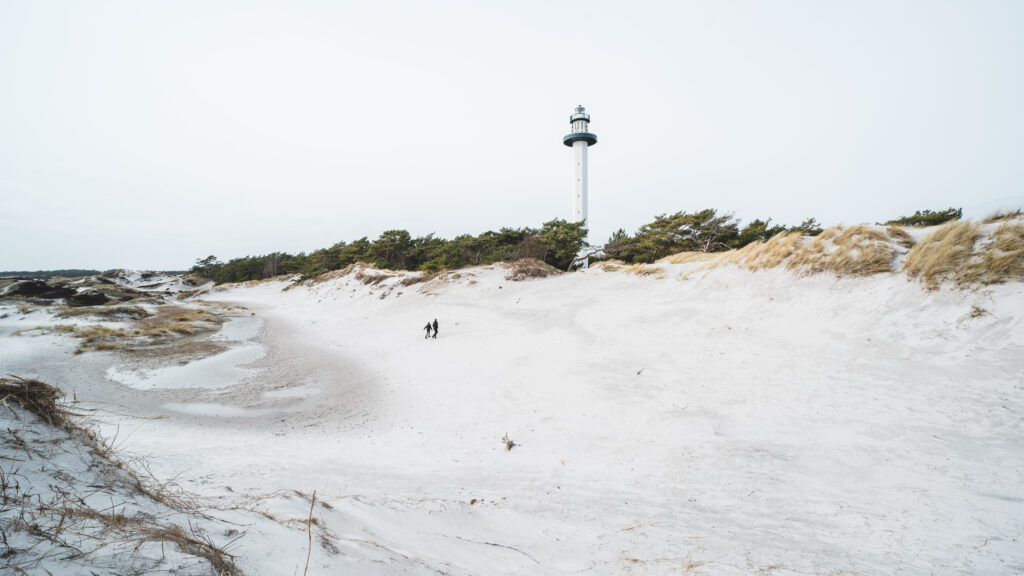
[562,105,597,225]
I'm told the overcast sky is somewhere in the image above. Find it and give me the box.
[2,1,1022,270]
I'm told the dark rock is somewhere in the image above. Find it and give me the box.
[3,280,76,299]
[67,291,111,307]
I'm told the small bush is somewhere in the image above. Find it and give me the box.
[504,258,560,281]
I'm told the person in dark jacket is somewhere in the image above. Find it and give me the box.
[432,318,438,339]
[423,322,433,339]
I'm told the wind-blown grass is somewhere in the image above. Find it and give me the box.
[786,226,897,277]
[662,226,899,278]
[904,221,982,289]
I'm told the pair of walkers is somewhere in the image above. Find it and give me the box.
[423,318,439,339]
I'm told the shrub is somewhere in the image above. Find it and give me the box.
[504,258,560,281]
[884,207,961,227]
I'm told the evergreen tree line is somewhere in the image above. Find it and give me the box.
[192,207,961,283]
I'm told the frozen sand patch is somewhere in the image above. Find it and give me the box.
[163,402,273,418]
[106,341,264,390]
[107,315,265,390]
[210,314,261,341]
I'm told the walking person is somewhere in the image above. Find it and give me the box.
[432,318,438,339]
[423,321,433,339]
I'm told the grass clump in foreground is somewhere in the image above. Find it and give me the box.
[0,376,241,575]
[0,375,79,427]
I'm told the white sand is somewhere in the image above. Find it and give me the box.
[3,263,1023,575]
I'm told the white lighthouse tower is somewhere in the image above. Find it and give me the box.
[562,105,597,225]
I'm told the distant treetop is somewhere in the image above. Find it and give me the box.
[884,208,962,227]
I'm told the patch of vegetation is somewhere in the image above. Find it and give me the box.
[191,219,589,283]
[623,264,665,277]
[904,221,982,289]
[883,207,962,227]
[55,305,152,320]
[983,208,1023,224]
[886,226,915,249]
[12,306,224,354]
[972,222,1024,285]
[786,226,898,277]
[0,376,241,575]
[0,269,104,279]
[503,258,560,281]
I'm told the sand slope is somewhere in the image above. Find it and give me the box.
[3,261,1023,574]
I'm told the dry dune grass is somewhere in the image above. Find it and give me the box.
[734,232,804,271]
[0,375,80,427]
[0,376,241,575]
[719,232,804,272]
[13,324,131,354]
[13,305,225,354]
[905,220,1024,288]
[886,226,915,249]
[399,271,438,286]
[55,305,152,320]
[659,232,803,273]
[983,209,1023,223]
[307,264,362,285]
[786,226,898,277]
[659,252,716,266]
[133,307,222,339]
[904,221,982,289]
[504,258,561,281]
[975,222,1024,284]
[623,264,665,277]
[660,227,897,278]
[590,259,626,272]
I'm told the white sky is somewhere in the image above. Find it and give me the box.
[1,1,1022,271]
